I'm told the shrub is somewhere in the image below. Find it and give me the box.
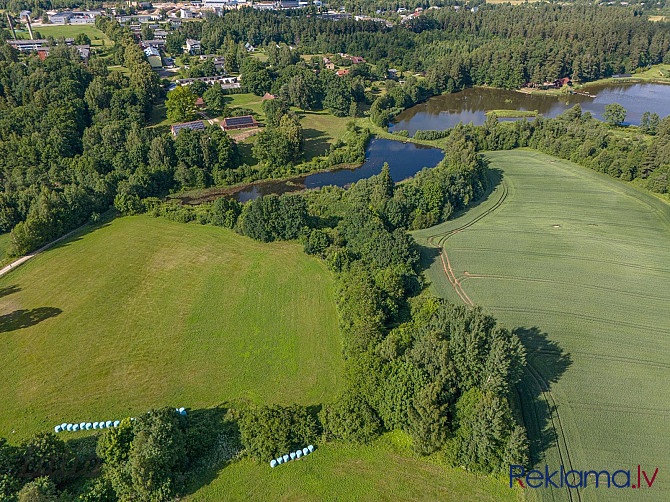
[238,405,319,462]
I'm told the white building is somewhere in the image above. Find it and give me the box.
[185,39,201,54]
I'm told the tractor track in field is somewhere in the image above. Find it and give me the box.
[460,273,670,302]
[531,348,670,370]
[424,172,581,502]
[488,306,668,336]
[448,247,670,275]
[426,179,509,308]
[525,363,582,502]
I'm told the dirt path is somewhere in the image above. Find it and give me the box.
[425,180,509,307]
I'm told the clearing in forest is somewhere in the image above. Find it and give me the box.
[0,215,343,439]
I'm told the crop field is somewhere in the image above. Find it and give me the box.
[188,433,524,502]
[0,216,343,440]
[413,150,670,502]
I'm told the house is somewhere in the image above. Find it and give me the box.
[245,42,255,52]
[76,45,91,63]
[337,69,349,77]
[141,39,166,49]
[339,53,366,64]
[171,120,206,136]
[144,46,160,57]
[147,55,162,68]
[19,10,31,21]
[180,9,195,19]
[556,77,571,87]
[34,44,91,62]
[117,14,160,23]
[221,115,258,131]
[185,39,201,54]
[388,68,398,79]
[253,2,279,10]
[153,30,168,40]
[194,97,205,108]
[325,62,335,70]
[262,92,278,100]
[200,54,226,72]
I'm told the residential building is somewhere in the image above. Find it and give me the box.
[141,39,166,49]
[221,115,258,131]
[144,46,160,57]
[185,39,201,54]
[171,120,206,136]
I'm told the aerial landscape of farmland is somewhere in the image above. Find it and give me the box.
[1,1,669,500]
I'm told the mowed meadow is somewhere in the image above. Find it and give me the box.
[188,433,524,502]
[0,216,343,439]
[414,150,670,502]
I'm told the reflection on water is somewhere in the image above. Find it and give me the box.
[390,83,670,135]
[233,139,444,201]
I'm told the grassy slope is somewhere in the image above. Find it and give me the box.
[0,216,343,439]
[0,233,9,263]
[189,433,524,502]
[413,150,670,502]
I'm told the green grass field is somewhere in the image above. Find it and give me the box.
[224,94,351,160]
[298,110,351,160]
[22,25,112,46]
[188,433,524,502]
[413,150,670,501]
[0,216,343,440]
[0,233,9,263]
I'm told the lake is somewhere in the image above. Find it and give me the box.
[389,83,670,135]
[233,139,444,202]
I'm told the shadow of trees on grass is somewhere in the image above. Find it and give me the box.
[0,307,62,333]
[0,285,21,299]
[514,326,572,466]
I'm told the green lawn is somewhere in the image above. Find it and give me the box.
[0,216,343,440]
[298,110,351,160]
[413,150,670,502]
[225,93,265,114]
[24,25,112,46]
[188,433,524,502]
[224,94,351,161]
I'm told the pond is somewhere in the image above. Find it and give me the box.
[232,139,444,202]
[389,83,670,136]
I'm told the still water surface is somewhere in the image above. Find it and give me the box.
[389,83,670,135]
[233,139,444,201]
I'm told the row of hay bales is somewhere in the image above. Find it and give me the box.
[54,420,120,433]
[54,407,187,433]
[270,445,315,467]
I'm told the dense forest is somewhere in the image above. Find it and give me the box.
[170,5,670,86]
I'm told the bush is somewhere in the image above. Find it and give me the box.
[320,391,381,443]
[238,405,319,462]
